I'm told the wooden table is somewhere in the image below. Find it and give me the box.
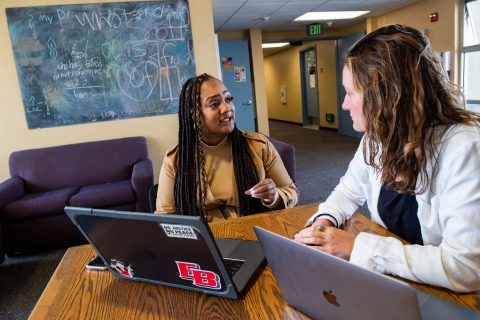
[29,203,480,319]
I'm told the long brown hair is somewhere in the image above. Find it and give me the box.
[345,24,480,193]
[174,74,264,220]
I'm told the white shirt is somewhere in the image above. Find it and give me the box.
[307,124,480,292]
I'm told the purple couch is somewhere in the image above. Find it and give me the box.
[0,228,3,263]
[0,136,153,256]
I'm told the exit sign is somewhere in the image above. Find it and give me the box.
[307,23,322,36]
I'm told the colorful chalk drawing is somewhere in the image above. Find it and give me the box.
[6,1,195,129]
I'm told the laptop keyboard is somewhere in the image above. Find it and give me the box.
[223,258,245,277]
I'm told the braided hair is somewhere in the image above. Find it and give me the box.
[174,74,264,220]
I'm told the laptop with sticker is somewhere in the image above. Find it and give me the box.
[254,226,480,320]
[65,206,265,299]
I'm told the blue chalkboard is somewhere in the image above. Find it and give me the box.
[6,1,196,129]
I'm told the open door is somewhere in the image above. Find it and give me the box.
[300,47,319,129]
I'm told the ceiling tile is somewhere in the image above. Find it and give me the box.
[212,0,422,32]
[213,6,243,16]
[241,0,287,3]
[212,0,247,4]
[323,0,367,3]
[237,4,284,15]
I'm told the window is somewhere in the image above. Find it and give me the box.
[463,0,480,112]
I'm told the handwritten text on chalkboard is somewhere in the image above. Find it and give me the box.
[6,1,195,129]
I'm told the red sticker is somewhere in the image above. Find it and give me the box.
[110,258,134,277]
[176,261,221,289]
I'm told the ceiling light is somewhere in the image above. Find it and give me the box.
[294,11,369,21]
[262,42,289,48]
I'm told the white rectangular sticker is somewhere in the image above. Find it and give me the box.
[161,224,198,240]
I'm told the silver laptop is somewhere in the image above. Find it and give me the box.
[254,226,480,320]
[65,206,265,299]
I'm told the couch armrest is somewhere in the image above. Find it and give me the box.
[0,226,4,264]
[0,177,25,208]
[131,159,154,213]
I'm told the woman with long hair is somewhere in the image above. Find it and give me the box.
[295,24,480,292]
[156,74,298,222]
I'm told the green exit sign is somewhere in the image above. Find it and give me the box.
[307,23,322,36]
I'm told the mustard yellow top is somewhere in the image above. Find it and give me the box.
[156,131,298,222]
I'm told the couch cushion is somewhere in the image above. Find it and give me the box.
[69,180,135,208]
[1,187,79,222]
[9,136,148,193]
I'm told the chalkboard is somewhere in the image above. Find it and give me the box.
[6,1,195,129]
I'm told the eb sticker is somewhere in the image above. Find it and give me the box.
[161,224,197,240]
[176,261,221,289]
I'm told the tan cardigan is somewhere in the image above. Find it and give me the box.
[156,131,298,222]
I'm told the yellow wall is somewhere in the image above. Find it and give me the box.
[0,0,218,181]
[321,21,366,37]
[264,44,304,123]
[262,30,305,42]
[249,28,269,135]
[316,41,338,129]
[264,40,338,127]
[371,0,460,82]
[262,21,365,128]
[263,0,460,127]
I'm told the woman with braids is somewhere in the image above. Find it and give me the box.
[295,25,480,292]
[156,73,298,222]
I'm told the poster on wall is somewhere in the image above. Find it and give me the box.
[6,0,196,129]
[222,56,233,68]
[234,66,246,82]
[309,74,316,88]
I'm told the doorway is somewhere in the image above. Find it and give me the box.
[300,47,319,129]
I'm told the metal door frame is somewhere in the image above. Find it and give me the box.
[299,46,319,128]
[335,32,365,138]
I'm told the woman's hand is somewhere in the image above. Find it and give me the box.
[294,219,356,260]
[245,178,277,203]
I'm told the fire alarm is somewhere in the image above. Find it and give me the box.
[429,12,438,22]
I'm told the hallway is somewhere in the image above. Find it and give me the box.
[269,120,361,206]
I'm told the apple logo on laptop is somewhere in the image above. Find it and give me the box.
[323,290,340,307]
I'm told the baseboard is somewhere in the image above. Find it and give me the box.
[269,118,338,132]
[320,126,338,132]
[268,118,302,126]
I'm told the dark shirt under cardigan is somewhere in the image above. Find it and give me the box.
[377,183,423,245]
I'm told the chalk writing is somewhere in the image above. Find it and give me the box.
[6,1,195,129]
